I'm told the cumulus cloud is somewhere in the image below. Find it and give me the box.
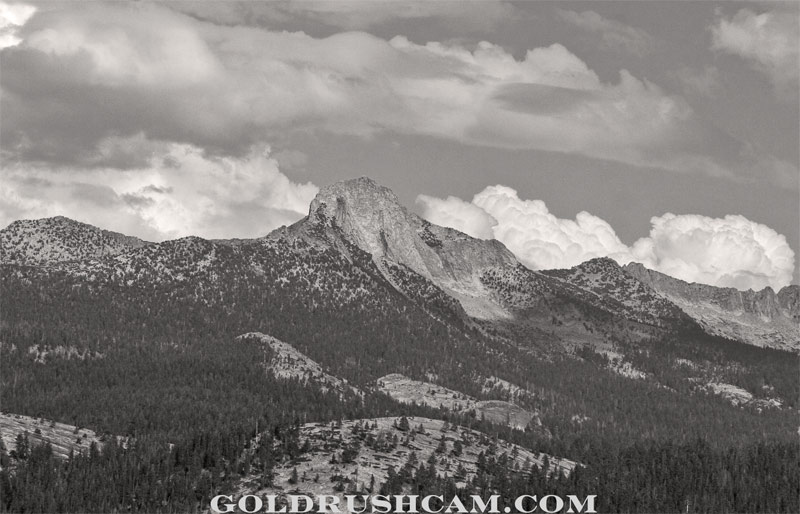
[630,213,795,291]
[418,186,795,291]
[711,8,799,98]
[416,194,497,240]
[419,186,630,270]
[1,1,790,183]
[557,9,654,56]
[0,140,318,240]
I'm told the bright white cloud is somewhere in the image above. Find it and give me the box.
[0,140,318,241]
[0,1,35,48]
[629,213,795,291]
[712,8,799,97]
[418,186,795,291]
[23,4,220,87]
[416,194,497,240]
[2,1,786,181]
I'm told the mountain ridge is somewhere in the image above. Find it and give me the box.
[2,177,797,351]
[624,262,799,350]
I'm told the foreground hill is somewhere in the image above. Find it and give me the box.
[232,417,576,503]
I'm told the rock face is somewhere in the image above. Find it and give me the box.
[286,177,517,318]
[1,216,148,265]
[624,263,800,351]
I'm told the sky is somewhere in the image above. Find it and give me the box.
[0,0,797,290]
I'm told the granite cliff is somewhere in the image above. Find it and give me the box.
[624,263,800,350]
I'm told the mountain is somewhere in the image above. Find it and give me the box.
[2,178,795,355]
[269,178,696,351]
[0,216,148,266]
[540,257,690,328]
[2,180,796,356]
[272,177,518,319]
[624,262,800,351]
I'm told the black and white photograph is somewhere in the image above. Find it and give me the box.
[0,1,798,513]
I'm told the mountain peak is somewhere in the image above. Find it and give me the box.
[306,177,411,257]
[284,177,517,317]
[308,177,403,226]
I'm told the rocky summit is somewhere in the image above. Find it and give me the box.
[279,177,518,318]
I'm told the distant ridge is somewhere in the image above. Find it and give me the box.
[1,216,149,266]
[624,262,799,350]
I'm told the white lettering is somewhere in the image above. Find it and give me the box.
[210,495,235,514]
[346,495,370,514]
[471,495,500,514]
[567,495,597,514]
[514,495,538,513]
[421,495,444,513]
[290,496,314,513]
[238,495,263,514]
[372,495,392,514]
[539,495,563,514]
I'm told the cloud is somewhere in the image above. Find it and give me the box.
[0,140,318,240]
[418,186,795,291]
[0,1,35,48]
[416,194,497,240]
[174,0,517,32]
[630,213,795,291]
[1,1,791,184]
[674,65,722,98]
[419,186,630,270]
[711,8,799,98]
[557,9,653,56]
